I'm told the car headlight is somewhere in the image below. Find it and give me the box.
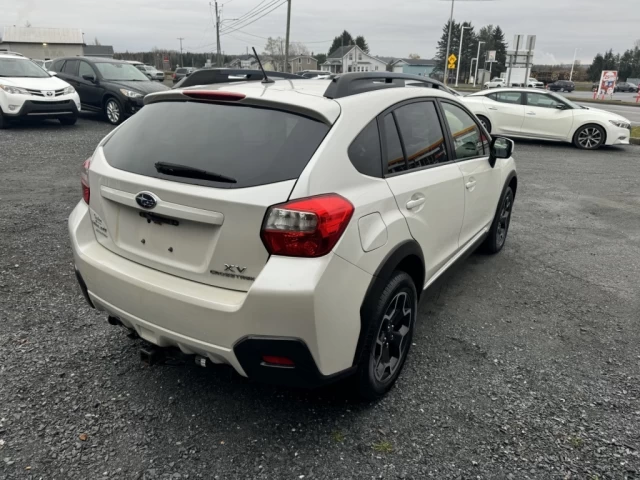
[119,89,143,99]
[609,119,631,129]
[63,86,75,95]
[0,84,30,95]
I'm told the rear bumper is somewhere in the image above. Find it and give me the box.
[69,201,371,385]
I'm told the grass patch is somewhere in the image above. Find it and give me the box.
[631,126,640,139]
[372,441,393,454]
[569,436,584,448]
[331,431,345,443]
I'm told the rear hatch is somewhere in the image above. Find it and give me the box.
[88,99,330,291]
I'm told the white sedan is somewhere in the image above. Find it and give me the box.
[462,88,632,149]
[483,77,505,89]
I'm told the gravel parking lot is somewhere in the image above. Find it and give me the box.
[1,117,639,480]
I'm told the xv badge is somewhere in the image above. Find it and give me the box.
[224,264,247,273]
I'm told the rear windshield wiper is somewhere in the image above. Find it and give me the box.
[155,162,237,184]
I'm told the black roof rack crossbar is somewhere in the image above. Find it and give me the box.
[323,72,451,99]
[174,68,304,89]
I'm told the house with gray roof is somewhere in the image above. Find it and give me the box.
[321,45,387,74]
[389,58,438,77]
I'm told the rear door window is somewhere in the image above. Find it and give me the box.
[103,102,330,189]
[383,114,407,174]
[62,59,79,76]
[489,91,523,104]
[393,101,449,169]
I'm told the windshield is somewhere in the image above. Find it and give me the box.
[0,57,50,78]
[95,62,149,81]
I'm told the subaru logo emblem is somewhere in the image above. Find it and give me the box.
[135,192,158,209]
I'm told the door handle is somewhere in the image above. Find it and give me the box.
[465,180,477,190]
[406,198,426,210]
[526,111,536,115]
[488,107,498,110]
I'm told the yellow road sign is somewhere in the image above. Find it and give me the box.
[448,53,457,64]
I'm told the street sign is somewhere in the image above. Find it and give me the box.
[448,53,457,69]
[487,50,496,62]
[596,70,618,99]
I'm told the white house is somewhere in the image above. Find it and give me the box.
[320,45,387,74]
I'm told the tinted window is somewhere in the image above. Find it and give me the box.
[51,59,65,72]
[393,102,448,169]
[62,59,79,76]
[95,62,148,81]
[526,92,565,109]
[441,102,487,159]
[383,114,406,174]
[176,68,187,74]
[490,91,522,104]
[78,61,95,78]
[103,102,330,189]
[348,120,382,177]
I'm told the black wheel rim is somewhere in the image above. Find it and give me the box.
[372,291,413,383]
[496,193,513,248]
[577,127,602,149]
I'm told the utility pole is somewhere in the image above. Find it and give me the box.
[214,1,222,67]
[177,37,184,67]
[284,0,292,73]
[473,41,485,87]
[569,47,580,81]
[443,0,455,85]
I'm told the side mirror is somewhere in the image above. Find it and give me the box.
[48,71,57,76]
[82,74,96,83]
[489,137,514,167]
[555,104,568,110]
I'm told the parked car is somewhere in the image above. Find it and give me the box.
[527,77,544,88]
[69,72,517,399]
[484,77,506,89]
[172,68,304,89]
[0,52,81,128]
[50,56,169,125]
[172,67,195,84]
[31,59,46,68]
[135,64,165,82]
[614,82,639,93]
[547,80,575,92]
[462,88,631,149]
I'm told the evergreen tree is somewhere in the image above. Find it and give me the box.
[491,26,508,76]
[328,31,354,56]
[355,35,370,54]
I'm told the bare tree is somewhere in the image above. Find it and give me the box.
[408,53,421,59]
[24,20,32,27]
[94,37,101,46]
[264,37,309,71]
[635,39,640,49]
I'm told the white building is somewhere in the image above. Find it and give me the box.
[0,27,84,60]
[320,45,387,74]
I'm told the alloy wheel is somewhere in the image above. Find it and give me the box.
[106,100,120,124]
[372,291,413,383]
[577,127,602,149]
[496,192,513,248]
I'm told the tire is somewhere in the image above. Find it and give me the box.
[104,97,123,125]
[573,124,605,150]
[477,115,492,133]
[481,186,514,254]
[0,110,5,129]
[560,87,565,92]
[59,116,77,126]
[355,271,417,401]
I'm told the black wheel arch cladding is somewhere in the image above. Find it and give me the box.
[353,240,425,366]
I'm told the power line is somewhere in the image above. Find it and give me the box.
[219,0,273,31]
[220,0,285,35]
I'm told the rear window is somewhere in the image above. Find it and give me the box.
[176,68,187,74]
[103,101,330,189]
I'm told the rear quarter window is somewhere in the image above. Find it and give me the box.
[103,101,330,189]
[348,120,382,177]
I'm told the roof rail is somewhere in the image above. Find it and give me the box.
[0,50,26,57]
[173,68,304,89]
[323,72,453,99]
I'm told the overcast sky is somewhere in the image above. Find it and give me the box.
[3,0,638,64]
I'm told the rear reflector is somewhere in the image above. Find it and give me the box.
[81,158,91,204]
[261,194,354,258]
[262,356,295,367]
[182,90,246,101]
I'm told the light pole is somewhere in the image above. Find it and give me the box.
[569,47,580,81]
[473,41,485,87]
[443,0,455,85]
[455,25,471,86]
[470,58,476,84]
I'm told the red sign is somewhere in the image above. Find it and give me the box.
[595,70,617,99]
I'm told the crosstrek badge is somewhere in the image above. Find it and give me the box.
[91,211,108,238]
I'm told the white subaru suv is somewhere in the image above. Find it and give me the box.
[69,72,517,399]
[0,52,81,128]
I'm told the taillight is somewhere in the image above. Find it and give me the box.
[172,72,176,79]
[261,194,354,258]
[81,158,91,204]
